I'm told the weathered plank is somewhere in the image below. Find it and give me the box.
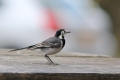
[0,49,119,80]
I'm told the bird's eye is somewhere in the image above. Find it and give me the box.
[61,31,65,35]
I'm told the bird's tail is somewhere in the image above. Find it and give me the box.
[8,47,27,52]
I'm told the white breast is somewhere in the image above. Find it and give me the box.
[42,40,63,55]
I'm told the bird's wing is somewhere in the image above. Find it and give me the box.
[27,43,50,50]
[42,37,61,48]
[28,37,61,49]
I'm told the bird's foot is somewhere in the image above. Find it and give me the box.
[47,62,59,65]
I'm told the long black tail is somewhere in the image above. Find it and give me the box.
[8,47,27,52]
[8,44,36,52]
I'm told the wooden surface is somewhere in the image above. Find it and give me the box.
[0,49,119,80]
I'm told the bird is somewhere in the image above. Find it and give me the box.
[9,29,70,64]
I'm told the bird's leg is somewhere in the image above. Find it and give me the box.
[45,54,55,64]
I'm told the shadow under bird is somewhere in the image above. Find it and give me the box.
[9,29,70,64]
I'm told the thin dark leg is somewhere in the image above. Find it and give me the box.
[45,54,54,64]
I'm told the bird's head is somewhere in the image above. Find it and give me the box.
[55,29,70,39]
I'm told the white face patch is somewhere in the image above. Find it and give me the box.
[59,31,65,39]
[59,35,63,39]
[61,31,65,35]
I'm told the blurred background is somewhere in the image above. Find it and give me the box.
[0,0,119,56]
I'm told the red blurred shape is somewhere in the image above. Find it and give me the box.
[45,10,60,31]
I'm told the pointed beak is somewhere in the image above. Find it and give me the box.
[65,31,71,34]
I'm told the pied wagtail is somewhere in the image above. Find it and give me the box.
[9,29,70,64]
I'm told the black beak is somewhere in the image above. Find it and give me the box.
[65,31,71,34]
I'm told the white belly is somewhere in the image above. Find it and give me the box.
[41,48,62,55]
